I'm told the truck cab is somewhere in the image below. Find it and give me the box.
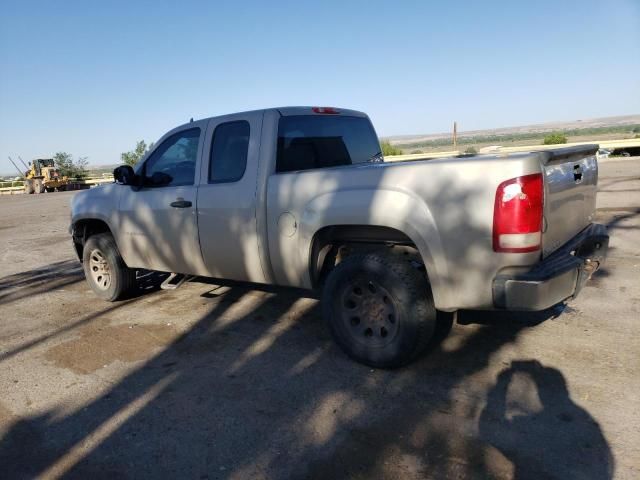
[73,107,381,284]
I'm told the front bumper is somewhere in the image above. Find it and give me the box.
[493,223,609,311]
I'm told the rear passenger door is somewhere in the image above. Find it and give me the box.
[196,111,266,283]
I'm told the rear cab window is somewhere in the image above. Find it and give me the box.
[209,121,250,183]
[276,115,381,173]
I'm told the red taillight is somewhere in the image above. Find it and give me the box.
[312,107,340,114]
[493,173,543,253]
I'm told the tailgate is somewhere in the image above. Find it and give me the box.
[540,145,599,257]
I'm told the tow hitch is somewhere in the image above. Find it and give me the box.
[582,258,599,278]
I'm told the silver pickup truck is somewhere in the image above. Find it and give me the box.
[70,106,608,367]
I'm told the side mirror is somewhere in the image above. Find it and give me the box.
[149,171,173,187]
[114,165,135,185]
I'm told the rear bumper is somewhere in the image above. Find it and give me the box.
[493,223,609,311]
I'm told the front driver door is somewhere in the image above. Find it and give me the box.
[118,122,209,275]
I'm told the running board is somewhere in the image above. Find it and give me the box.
[160,273,194,290]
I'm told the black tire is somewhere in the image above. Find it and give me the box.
[33,179,45,194]
[24,180,34,194]
[82,233,137,301]
[431,310,454,347]
[322,252,437,368]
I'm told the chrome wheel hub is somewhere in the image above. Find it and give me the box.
[340,278,399,347]
[89,249,111,290]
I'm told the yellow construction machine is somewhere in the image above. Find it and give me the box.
[24,158,70,193]
[8,157,70,193]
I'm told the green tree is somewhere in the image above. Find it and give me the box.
[53,152,88,178]
[543,132,568,145]
[121,140,152,167]
[380,140,403,156]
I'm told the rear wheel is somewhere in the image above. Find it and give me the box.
[83,233,137,301]
[322,252,437,368]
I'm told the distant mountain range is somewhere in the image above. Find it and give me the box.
[387,114,640,144]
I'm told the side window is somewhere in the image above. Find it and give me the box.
[144,128,200,187]
[209,121,250,183]
[276,115,380,173]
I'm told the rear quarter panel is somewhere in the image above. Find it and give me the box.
[266,154,543,310]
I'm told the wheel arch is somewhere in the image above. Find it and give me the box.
[71,217,114,261]
[307,223,451,309]
[299,189,451,309]
[308,225,413,283]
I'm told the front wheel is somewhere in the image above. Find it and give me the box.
[322,252,437,368]
[83,233,137,301]
[33,179,45,194]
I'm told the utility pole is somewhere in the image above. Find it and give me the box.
[452,121,458,149]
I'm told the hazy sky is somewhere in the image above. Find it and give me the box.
[1,0,639,172]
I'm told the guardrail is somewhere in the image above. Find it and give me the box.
[0,176,115,195]
[0,186,23,195]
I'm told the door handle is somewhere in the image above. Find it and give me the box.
[573,164,583,183]
[170,199,192,208]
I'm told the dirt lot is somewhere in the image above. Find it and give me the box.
[1,160,639,479]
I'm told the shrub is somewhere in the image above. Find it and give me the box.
[464,146,478,154]
[380,140,403,156]
[543,132,568,145]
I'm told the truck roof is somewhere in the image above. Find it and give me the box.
[176,106,368,131]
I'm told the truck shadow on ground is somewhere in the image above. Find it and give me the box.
[0,281,614,479]
[0,260,83,306]
[0,261,169,306]
[598,206,640,231]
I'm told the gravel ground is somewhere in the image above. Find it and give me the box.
[0,159,638,479]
